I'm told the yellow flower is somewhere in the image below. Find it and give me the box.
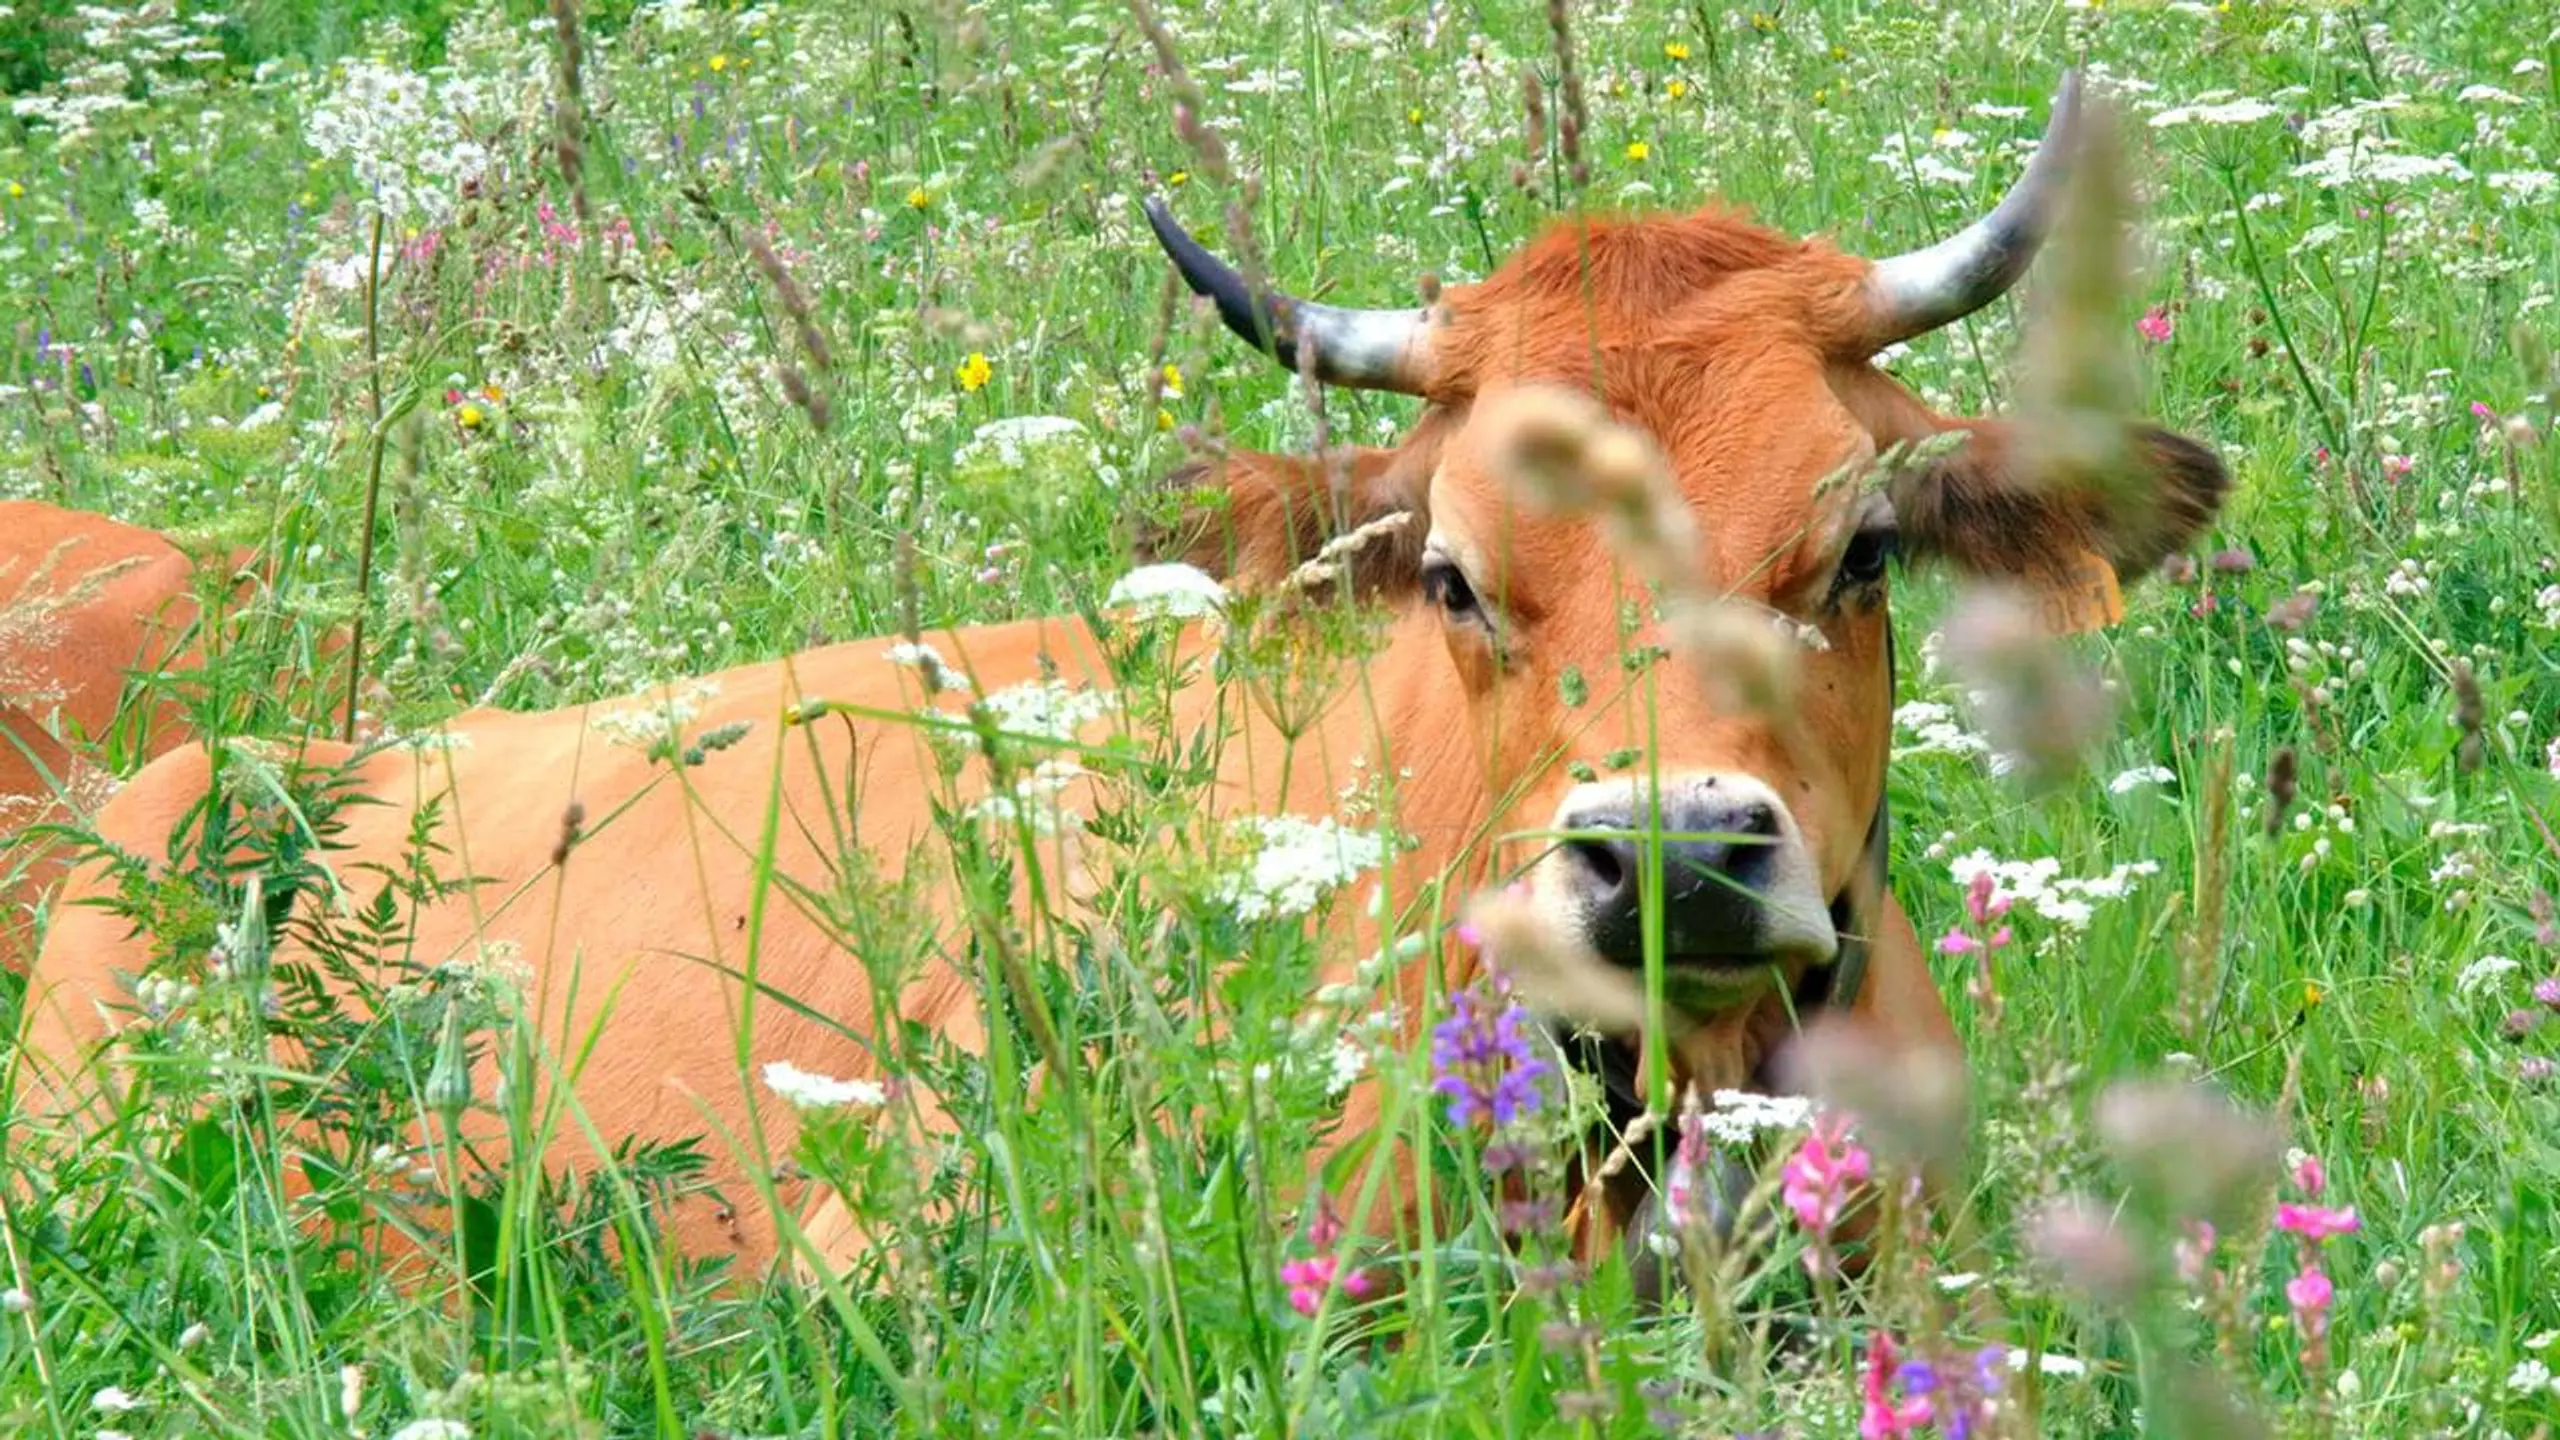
[1625,140,1650,161]
[1812,87,1830,108]
[1157,407,1176,432]
[1406,106,1423,125]
[1160,362,1184,398]
[4,181,20,199]
[482,382,504,403]
[709,53,729,72]
[1167,169,1189,187]
[955,352,992,392]
[1749,11,1776,33]
[1829,44,1849,61]
[2304,982,2324,1008]
[1663,41,1691,60]
[457,403,485,429]
[905,185,931,209]
[1666,78,1688,100]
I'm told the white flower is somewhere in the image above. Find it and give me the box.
[977,679,1113,743]
[390,1423,471,1440]
[2107,765,2176,794]
[1945,851,2159,929]
[2457,84,2526,105]
[0,1287,27,1313]
[177,1321,211,1350]
[2506,1359,2558,1396]
[1695,1088,1814,1145]
[1214,815,1389,922]
[2150,97,2280,128]
[92,1387,144,1414]
[2006,1350,2089,1377]
[1893,700,1991,760]
[761,1061,888,1110]
[970,758,1087,835]
[886,640,972,694]
[1105,562,1228,621]
[955,415,1092,471]
[2457,955,2520,994]
[2492,170,2560,204]
[2291,146,2469,190]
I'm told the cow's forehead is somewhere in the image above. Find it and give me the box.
[1428,358,1870,613]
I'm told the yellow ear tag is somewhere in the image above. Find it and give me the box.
[2034,549,2125,634]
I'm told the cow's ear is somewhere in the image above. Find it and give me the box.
[1138,440,1434,598]
[1888,418,2229,584]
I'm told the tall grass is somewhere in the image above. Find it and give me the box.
[3,1,2558,1436]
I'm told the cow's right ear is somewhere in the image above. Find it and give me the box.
[1887,417,2230,586]
[1138,440,1436,598]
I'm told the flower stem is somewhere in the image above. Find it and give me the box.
[343,211,388,742]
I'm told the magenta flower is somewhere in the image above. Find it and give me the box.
[2136,305,2174,343]
[2535,976,2560,1008]
[1782,1112,1871,1268]
[2275,1202,2361,1243]
[1861,1332,1933,1438]
[2292,1153,2326,1198]
[2286,1264,2334,1339]
[1281,1195,1374,1317]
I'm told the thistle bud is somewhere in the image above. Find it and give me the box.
[425,1006,473,1124]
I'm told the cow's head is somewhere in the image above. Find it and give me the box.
[1145,75,2225,1031]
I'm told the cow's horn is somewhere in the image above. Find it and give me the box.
[1862,70,2085,347]
[1143,197,1431,395]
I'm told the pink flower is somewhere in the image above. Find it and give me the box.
[2292,1153,2326,1199]
[1282,1195,1371,1317]
[2382,454,2416,482]
[2136,306,2174,343]
[2471,401,2497,422]
[1963,870,2012,928]
[1782,1113,1871,1263]
[1861,1333,1933,1439]
[2174,1219,2218,1286]
[2286,1265,2334,1339]
[2275,1203,2361,1243]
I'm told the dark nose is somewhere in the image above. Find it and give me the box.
[1561,788,1782,966]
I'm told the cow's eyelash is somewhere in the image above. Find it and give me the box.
[1421,553,1491,626]
[1825,521,1899,606]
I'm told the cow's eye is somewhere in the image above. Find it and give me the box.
[1421,554,1488,626]
[1833,521,1899,599]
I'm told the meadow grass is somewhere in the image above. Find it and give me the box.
[3,0,2559,1435]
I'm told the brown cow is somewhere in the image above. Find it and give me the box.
[17,75,2226,1278]
[1,501,234,967]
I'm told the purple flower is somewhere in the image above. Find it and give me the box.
[1429,984,1551,1130]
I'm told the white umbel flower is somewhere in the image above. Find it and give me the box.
[762,1061,889,1110]
[1215,815,1389,922]
[1105,563,1228,621]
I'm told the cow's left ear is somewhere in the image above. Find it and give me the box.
[1137,420,1445,598]
[1885,417,2230,585]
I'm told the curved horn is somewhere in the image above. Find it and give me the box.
[1863,70,2085,347]
[1143,197,1431,394]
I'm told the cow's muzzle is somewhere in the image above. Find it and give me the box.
[1542,775,1836,993]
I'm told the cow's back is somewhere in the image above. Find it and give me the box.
[17,613,1123,1273]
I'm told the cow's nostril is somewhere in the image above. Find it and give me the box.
[1567,835,1629,894]
[1735,800,1779,839]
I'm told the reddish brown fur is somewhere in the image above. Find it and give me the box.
[21,203,2227,1281]
[2,502,232,968]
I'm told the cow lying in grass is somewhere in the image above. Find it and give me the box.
[16,74,2225,1282]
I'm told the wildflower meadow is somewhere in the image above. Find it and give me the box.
[4,1,2560,1436]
